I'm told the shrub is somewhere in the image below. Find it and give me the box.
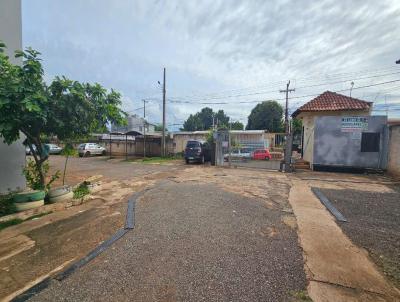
[23,159,60,191]
[73,183,90,199]
[0,194,17,217]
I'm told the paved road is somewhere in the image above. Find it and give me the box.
[30,180,306,301]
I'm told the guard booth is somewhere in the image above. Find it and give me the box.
[313,116,389,171]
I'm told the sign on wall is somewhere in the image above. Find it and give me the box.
[341,117,368,133]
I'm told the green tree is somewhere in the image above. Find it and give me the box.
[154,124,168,132]
[292,118,302,135]
[182,114,202,131]
[0,44,126,188]
[182,107,230,131]
[230,121,244,130]
[246,101,284,132]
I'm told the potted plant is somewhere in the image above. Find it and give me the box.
[48,143,76,203]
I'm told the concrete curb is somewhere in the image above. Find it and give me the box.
[10,191,141,302]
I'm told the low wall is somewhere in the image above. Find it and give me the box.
[101,137,174,157]
[388,125,400,178]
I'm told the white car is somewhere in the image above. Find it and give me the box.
[78,143,106,157]
[224,149,252,161]
[46,144,62,154]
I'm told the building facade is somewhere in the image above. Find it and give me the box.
[112,114,155,134]
[388,122,400,178]
[0,0,26,193]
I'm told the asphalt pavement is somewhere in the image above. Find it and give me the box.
[29,180,306,302]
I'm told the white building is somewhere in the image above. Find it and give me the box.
[0,0,26,193]
[112,114,156,135]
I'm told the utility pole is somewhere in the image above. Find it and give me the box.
[162,68,166,157]
[143,99,147,158]
[350,81,354,98]
[280,81,295,172]
[280,81,295,135]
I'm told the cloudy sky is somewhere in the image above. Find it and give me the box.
[22,0,400,129]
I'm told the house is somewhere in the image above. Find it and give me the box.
[111,114,156,135]
[292,91,389,171]
[0,0,26,193]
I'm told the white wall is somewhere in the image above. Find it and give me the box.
[388,125,400,178]
[0,0,26,193]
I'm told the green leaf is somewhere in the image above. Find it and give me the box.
[14,50,23,58]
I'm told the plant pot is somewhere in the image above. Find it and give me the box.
[49,191,73,203]
[15,200,44,212]
[13,190,45,203]
[48,185,72,198]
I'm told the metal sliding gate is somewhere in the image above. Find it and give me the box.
[214,130,283,170]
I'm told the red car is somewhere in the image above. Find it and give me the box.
[252,149,272,160]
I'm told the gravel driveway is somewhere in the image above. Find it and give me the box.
[30,180,306,301]
[321,188,400,288]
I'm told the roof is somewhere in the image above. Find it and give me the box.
[388,119,400,126]
[292,91,372,117]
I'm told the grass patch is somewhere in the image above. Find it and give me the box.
[0,218,24,231]
[73,183,90,199]
[290,290,312,301]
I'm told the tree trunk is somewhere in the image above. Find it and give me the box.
[36,160,45,189]
[62,155,69,185]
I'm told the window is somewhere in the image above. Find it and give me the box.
[361,132,380,152]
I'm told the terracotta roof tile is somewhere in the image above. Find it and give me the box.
[292,91,372,117]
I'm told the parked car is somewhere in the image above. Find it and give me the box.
[223,148,252,161]
[252,148,272,160]
[78,143,106,157]
[184,140,211,164]
[46,143,62,154]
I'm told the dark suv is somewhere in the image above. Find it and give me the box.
[184,140,211,164]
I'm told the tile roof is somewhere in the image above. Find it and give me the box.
[292,91,372,117]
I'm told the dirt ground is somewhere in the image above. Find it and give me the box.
[1,157,310,301]
[1,156,399,301]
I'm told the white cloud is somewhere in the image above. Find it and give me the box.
[22,0,400,128]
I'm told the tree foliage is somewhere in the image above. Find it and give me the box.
[292,118,302,135]
[0,44,126,188]
[182,107,232,131]
[230,121,244,130]
[246,101,284,132]
[154,124,168,132]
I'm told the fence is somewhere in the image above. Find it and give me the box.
[214,130,284,170]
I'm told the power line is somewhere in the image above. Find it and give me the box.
[165,79,400,105]
[168,70,400,103]
[166,65,400,101]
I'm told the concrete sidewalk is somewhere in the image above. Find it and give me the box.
[288,179,400,301]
